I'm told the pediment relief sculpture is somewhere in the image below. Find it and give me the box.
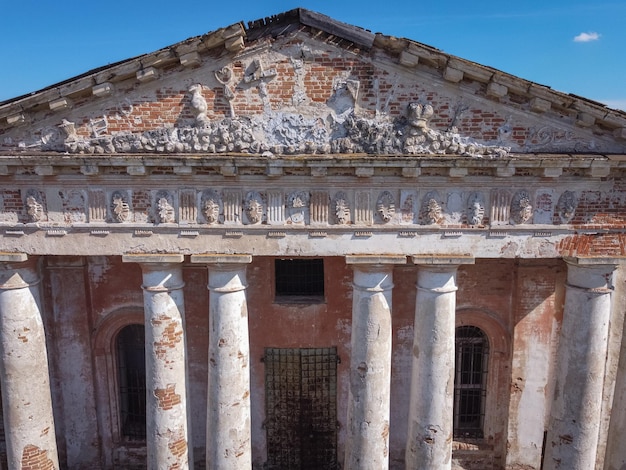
[28,95,510,157]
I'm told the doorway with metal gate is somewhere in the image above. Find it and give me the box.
[264,347,339,470]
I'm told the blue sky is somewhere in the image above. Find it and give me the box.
[1,1,625,111]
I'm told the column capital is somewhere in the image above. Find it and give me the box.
[412,254,475,266]
[0,255,40,290]
[190,254,252,265]
[345,254,407,265]
[564,256,622,293]
[122,253,184,264]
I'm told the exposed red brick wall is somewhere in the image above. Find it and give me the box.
[21,445,55,470]
[154,384,182,411]
[557,234,626,257]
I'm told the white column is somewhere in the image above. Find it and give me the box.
[123,254,191,470]
[191,254,252,470]
[544,257,619,470]
[0,254,59,470]
[344,255,406,469]
[405,255,474,470]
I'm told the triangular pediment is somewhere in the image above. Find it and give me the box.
[1,8,625,157]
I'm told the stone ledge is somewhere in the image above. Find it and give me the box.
[412,254,475,265]
[0,252,28,262]
[345,254,407,265]
[190,254,252,264]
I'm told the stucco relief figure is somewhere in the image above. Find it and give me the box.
[511,190,533,225]
[24,190,44,223]
[111,191,130,223]
[155,191,175,224]
[407,102,434,130]
[376,191,396,223]
[201,190,222,224]
[420,191,444,225]
[244,192,264,224]
[467,193,485,226]
[214,67,235,118]
[189,84,209,126]
[333,192,351,225]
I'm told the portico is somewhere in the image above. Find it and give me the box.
[1,8,626,470]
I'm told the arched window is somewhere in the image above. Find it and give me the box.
[116,324,146,441]
[454,325,489,438]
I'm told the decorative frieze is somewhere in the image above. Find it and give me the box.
[376,191,396,223]
[24,189,45,223]
[266,191,284,225]
[179,190,198,224]
[223,191,241,224]
[0,184,610,230]
[286,191,309,225]
[333,191,351,225]
[310,192,329,225]
[110,191,130,223]
[557,190,578,224]
[466,192,485,226]
[420,191,443,225]
[355,191,372,225]
[511,190,533,225]
[244,191,264,225]
[490,189,511,226]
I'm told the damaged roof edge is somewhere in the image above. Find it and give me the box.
[0,7,625,125]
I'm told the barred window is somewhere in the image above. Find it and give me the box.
[117,324,146,441]
[275,258,325,302]
[454,325,489,438]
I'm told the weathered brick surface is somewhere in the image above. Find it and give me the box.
[154,384,182,411]
[21,445,55,470]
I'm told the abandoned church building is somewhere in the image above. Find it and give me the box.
[1,8,626,470]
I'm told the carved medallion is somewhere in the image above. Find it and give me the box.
[62,190,87,224]
[244,191,264,225]
[466,192,485,226]
[155,191,175,224]
[201,190,222,224]
[511,190,533,225]
[376,191,396,223]
[333,192,351,225]
[111,191,130,223]
[420,191,443,225]
[557,190,577,224]
[287,191,309,224]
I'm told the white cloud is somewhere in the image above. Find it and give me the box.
[574,32,600,42]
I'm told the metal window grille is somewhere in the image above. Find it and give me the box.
[117,324,146,441]
[264,347,338,470]
[275,258,325,299]
[454,325,489,438]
